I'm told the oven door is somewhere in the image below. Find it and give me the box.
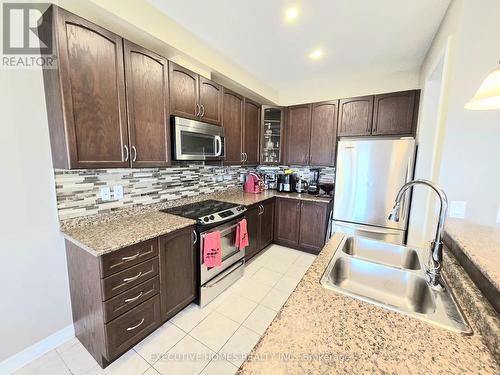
[200,217,245,285]
[173,116,225,160]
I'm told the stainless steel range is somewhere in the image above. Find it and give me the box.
[162,200,247,306]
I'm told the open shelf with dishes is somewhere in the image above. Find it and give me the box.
[261,106,284,164]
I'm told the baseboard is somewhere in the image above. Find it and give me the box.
[0,324,75,375]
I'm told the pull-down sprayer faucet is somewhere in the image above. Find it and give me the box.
[389,179,448,289]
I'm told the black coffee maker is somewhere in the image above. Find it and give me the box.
[307,169,320,194]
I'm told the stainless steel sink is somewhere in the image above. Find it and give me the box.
[321,236,472,334]
[342,236,421,270]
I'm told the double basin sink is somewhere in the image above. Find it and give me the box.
[321,236,471,333]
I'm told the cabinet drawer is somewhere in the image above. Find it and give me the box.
[102,258,159,300]
[100,239,158,278]
[103,276,159,323]
[105,295,161,360]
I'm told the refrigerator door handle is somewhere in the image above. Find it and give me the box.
[337,223,401,235]
[400,156,413,221]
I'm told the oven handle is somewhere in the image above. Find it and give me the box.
[201,220,241,239]
[204,259,245,288]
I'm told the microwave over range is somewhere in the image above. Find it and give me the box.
[172,116,225,161]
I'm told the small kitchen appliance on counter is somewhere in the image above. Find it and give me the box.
[244,173,263,193]
[318,183,334,198]
[308,168,321,195]
[294,178,308,193]
[277,171,296,192]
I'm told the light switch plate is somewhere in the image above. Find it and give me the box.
[113,185,124,200]
[216,175,224,182]
[223,174,232,180]
[449,201,467,218]
[100,187,111,201]
[496,204,500,223]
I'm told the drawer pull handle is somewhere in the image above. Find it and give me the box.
[124,291,143,303]
[122,252,140,261]
[123,271,142,283]
[126,318,145,331]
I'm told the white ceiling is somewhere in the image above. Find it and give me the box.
[146,0,450,103]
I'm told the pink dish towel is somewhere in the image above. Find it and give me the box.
[236,219,249,250]
[203,231,222,267]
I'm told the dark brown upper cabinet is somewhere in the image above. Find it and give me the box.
[168,62,199,120]
[124,41,170,168]
[169,62,222,126]
[372,90,419,136]
[223,89,244,164]
[41,6,129,169]
[243,99,261,165]
[338,96,374,137]
[310,101,338,166]
[261,106,284,164]
[286,104,312,165]
[199,76,223,125]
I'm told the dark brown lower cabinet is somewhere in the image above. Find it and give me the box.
[159,227,197,321]
[298,201,330,253]
[245,199,275,261]
[64,226,196,368]
[274,198,331,254]
[274,198,301,248]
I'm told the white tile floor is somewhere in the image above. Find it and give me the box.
[13,245,315,375]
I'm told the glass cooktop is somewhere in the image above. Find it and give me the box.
[161,200,239,220]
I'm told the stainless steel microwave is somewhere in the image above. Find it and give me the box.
[172,116,225,161]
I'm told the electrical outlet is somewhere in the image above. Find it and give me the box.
[113,185,124,200]
[449,201,467,218]
[216,175,224,182]
[223,174,232,180]
[496,204,500,223]
[100,187,111,201]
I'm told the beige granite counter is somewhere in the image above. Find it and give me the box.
[61,189,332,256]
[61,211,196,256]
[444,218,500,292]
[220,190,333,206]
[238,233,499,374]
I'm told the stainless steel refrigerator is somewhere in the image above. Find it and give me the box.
[333,138,416,244]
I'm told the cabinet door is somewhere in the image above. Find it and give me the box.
[338,96,374,136]
[55,8,129,168]
[372,90,418,136]
[259,199,275,250]
[199,77,222,125]
[124,41,170,168]
[298,201,328,254]
[243,99,261,164]
[159,227,196,321]
[169,62,199,120]
[310,101,338,166]
[223,89,244,164]
[245,205,261,261]
[286,104,312,165]
[274,198,300,247]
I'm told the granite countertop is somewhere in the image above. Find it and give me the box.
[61,189,333,256]
[61,211,196,256]
[444,218,500,291]
[238,233,499,374]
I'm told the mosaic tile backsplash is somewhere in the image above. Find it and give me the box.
[55,163,253,220]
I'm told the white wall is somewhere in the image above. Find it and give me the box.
[0,65,73,363]
[413,0,500,235]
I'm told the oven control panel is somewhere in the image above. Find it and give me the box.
[199,205,246,225]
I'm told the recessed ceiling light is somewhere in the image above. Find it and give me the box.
[309,49,324,60]
[285,6,299,22]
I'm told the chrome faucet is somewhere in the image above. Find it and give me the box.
[388,179,448,289]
